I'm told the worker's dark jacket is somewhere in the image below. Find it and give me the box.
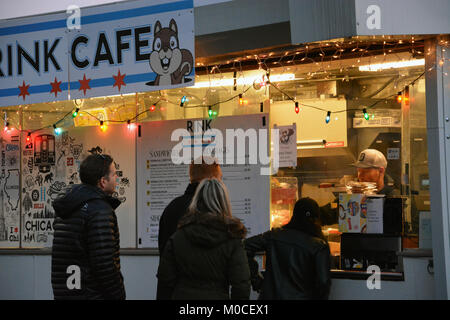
[157,212,251,300]
[51,184,125,300]
[244,228,331,300]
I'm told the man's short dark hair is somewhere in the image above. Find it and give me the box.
[80,154,114,186]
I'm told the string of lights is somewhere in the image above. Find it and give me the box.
[267,70,425,123]
[2,36,447,134]
[0,68,429,134]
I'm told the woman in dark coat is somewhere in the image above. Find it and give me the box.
[245,197,331,300]
[157,178,251,300]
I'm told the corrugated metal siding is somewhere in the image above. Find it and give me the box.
[194,0,290,36]
[289,0,356,44]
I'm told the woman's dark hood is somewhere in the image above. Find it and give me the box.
[178,212,247,248]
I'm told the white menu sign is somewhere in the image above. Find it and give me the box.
[137,114,270,248]
[273,123,297,168]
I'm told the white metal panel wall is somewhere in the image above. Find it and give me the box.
[194,0,290,36]
[425,37,450,300]
[0,254,434,299]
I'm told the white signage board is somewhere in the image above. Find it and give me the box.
[137,114,270,248]
[0,0,195,106]
[273,123,297,168]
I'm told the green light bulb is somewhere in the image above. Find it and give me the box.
[363,108,369,120]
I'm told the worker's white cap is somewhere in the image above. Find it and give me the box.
[354,149,387,169]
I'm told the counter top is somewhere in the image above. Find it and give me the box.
[398,248,432,258]
[0,248,432,259]
[1,249,410,282]
[331,269,404,281]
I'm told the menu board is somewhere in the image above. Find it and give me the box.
[137,114,271,248]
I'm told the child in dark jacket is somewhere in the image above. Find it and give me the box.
[245,197,331,300]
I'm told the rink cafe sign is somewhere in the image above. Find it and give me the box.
[0,0,195,107]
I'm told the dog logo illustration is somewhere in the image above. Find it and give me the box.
[146,19,193,86]
[280,129,295,144]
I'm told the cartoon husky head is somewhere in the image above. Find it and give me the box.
[150,19,183,76]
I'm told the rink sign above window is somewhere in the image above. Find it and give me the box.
[0,0,195,107]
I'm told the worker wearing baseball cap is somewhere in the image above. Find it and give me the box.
[319,148,394,226]
[353,148,393,195]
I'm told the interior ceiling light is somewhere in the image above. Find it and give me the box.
[359,59,425,72]
[192,74,296,88]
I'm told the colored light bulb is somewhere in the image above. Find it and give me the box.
[53,124,62,135]
[363,108,369,120]
[100,121,107,132]
[326,111,331,124]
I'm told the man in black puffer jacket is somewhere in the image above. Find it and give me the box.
[51,154,126,300]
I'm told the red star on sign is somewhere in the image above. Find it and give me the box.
[78,74,91,95]
[18,81,30,101]
[113,69,126,91]
[50,77,62,97]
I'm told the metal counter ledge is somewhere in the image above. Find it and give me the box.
[0,248,433,282]
[330,249,433,281]
[330,269,404,281]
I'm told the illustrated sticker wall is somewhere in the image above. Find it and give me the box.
[0,130,20,247]
[64,125,136,248]
[21,123,136,248]
[21,130,58,247]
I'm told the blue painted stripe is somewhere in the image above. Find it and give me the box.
[183,135,216,138]
[0,71,194,97]
[0,0,193,36]
[29,83,52,94]
[71,72,158,90]
[183,144,216,148]
[0,87,19,97]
